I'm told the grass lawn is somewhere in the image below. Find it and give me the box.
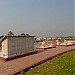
[16,50,75,75]
[61,38,75,40]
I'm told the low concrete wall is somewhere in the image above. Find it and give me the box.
[8,37,34,58]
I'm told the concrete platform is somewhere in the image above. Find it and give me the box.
[36,46,56,50]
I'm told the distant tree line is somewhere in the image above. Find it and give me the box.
[58,36,75,38]
[20,33,30,36]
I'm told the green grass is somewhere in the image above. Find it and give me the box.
[16,50,75,75]
[61,38,75,40]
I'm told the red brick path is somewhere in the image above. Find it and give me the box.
[0,46,75,75]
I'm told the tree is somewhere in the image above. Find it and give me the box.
[20,33,30,36]
[7,31,14,36]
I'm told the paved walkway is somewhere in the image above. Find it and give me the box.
[0,46,75,75]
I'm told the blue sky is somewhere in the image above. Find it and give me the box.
[0,0,74,37]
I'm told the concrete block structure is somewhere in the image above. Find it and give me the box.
[0,35,35,59]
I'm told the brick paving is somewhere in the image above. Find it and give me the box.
[0,46,75,75]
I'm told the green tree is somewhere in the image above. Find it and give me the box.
[20,33,30,36]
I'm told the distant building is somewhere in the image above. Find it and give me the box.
[0,35,35,59]
[46,37,57,41]
[35,36,57,42]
